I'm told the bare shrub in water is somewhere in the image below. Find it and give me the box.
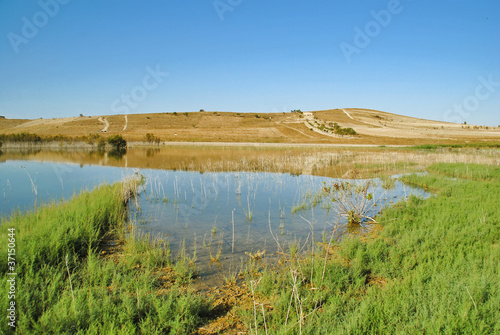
[324,180,383,225]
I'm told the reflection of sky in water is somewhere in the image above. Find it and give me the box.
[0,160,429,281]
[0,161,133,217]
[136,171,429,256]
[0,161,128,217]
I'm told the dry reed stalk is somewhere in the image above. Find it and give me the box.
[231,208,235,254]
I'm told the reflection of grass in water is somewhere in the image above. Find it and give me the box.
[20,165,38,196]
[245,193,253,222]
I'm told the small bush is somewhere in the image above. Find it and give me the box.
[107,135,127,151]
[145,133,155,143]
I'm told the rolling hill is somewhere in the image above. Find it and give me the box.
[1,108,499,145]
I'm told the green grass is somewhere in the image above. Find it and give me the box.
[1,183,209,334]
[238,163,499,334]
[409,142,500,150]
[426,163,500,181]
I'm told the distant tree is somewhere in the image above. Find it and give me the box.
[464,121,467,125]
[145,133,161,145]
[79,113,84,117]
[200,109,205,112]
[145,133,155,143]
[107,135,127,151]
[173,112,177,116]
[183,112,188,116]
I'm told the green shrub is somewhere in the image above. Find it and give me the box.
[107,135,127,151]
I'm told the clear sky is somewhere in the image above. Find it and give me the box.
[1,0,499,126]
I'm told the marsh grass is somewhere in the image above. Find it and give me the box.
[237,163,500,334]
[0,182,209,334]
[426,162,500,181]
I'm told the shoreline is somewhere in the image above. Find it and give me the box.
[0,140,403,149]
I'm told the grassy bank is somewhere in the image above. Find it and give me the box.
[0,182,209,334]
[2,164,498,334]
[236,163,499,334]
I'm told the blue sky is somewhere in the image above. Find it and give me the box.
[0,0,499,126]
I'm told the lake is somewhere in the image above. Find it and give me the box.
[0,148,430,285]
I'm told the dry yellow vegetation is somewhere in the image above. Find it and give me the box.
[1,109,499,145]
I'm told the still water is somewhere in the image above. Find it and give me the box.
[0,154,429,283]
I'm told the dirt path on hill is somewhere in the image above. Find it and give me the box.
[342,108,381,127]
[122,115,128,132]
[343,108,355,120]
[98,117,109,132]
[276,121,315,138]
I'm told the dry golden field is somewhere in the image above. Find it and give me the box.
[1,108,499,145]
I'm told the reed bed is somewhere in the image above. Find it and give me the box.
[168,147,500,178]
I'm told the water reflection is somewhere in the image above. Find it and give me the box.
[0,146,393,178]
